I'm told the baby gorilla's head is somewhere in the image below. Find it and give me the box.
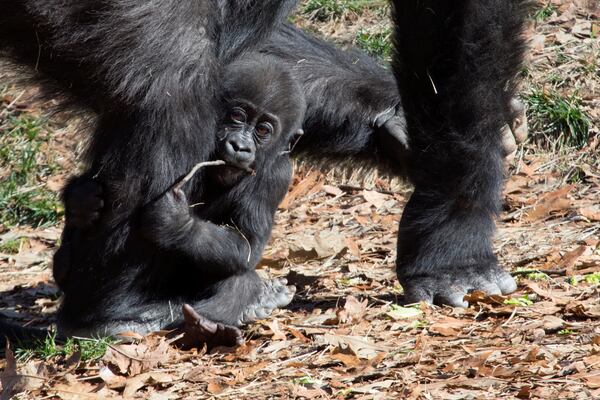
[212,56,306,186]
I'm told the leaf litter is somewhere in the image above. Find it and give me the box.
[1,0,600,398]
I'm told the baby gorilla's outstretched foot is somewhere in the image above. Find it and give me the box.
[176,304,245,349]
[237,278,296,325]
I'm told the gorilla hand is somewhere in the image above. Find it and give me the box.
[63,178,104,228]
[140,187,192,246]
[400,262,517,307]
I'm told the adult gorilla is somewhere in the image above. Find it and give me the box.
[0,0,529,335]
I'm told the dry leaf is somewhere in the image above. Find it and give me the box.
[525,186,573,221]
[337,295,368,324]
[560,245,587,275]
[102,335,174,376]
[580,206,600,221]
[279,171,321,209]
[266,319,287,341]
[0,345,19,400]
[123,372,174,398]
[362,190,389,209]
[318,334,390,359]
[429,317,468,337]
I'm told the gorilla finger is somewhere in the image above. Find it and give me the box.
[474,282,502,296]
[242,307,271,323]
[276,278,288,286]
[434,291,469,308]
[501,125,518,157]
[402,285,434,305]
[510,98,525,115]
[89,212,101,221]
[496,272,518,295]
[182,304,218,333]
[92,198,104,210]
[509,98,528,143]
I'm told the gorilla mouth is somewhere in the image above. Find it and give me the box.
[220,153,255,173]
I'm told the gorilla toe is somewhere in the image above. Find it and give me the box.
[176,304,245,349]
[238,278,296,325]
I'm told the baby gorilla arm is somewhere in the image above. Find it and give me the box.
[140,187,260,277]
[141,159,293,278]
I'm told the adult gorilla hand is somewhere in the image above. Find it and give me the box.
[400,264,517,307]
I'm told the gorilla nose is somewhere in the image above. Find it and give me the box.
[225,138,254,164]
[228,139,251,154]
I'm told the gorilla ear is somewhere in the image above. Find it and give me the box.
[280,129,304,156]
[292,129,304,143]
[289,129,304,151]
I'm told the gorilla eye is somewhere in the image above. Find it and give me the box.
[230,108,247,123]
[255,122,273,138]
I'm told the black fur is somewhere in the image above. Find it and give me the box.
[0,0,530,341]
[390,0,529,305]
[52,56,303,336]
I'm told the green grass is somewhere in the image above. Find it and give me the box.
[301,0,386,21]
[504,294,534,307]
[15,332,115,362]
[583,272,600,285]
[524,89,591,149]
[558,329,574,335]
[0,238,24,254]
[355,27,392,61]
[0,114,63,227]
[532,3,557,21]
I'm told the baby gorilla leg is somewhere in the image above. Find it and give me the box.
[237,277,296,325]
[170,274,295,348]
[191,271,296,327]
[175,305,245,349]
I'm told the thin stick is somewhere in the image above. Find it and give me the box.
[173,160,226,191]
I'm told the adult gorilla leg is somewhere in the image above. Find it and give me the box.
[390,0,529,306]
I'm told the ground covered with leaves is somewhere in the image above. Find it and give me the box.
[1,1,599,399]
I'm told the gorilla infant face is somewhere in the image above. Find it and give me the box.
[213,56,306,186]
[219,99,280,171]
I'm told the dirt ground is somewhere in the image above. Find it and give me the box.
[1,1,599,399]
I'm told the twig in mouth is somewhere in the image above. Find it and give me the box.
[173,160,226,191]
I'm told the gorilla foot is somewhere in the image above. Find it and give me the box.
[502,98,529,168]
[400,263,517,308]
[176,304,245,349]
[238,278,296,325]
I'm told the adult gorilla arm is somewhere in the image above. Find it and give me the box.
[262,24,404,158]
[0,0,299,221]
[390,0,529,305]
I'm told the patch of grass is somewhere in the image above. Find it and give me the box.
[355,27,392,61]
[531,3,557,21]
[293,376,317,386]
[558,329,574,335]
[583,272,600,285]
[524,88,591,149]
[15,333,115,362]
[337,276,363,287]
[0,114,63,227]
[525,271,550,281]
[301,0,385,21]
[504,294,534,307]
[0,238,24,254]
[567,276,579,286]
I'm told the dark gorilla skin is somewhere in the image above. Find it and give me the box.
[0,0,529,347]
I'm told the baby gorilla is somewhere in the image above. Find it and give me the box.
[53,55,305,347]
